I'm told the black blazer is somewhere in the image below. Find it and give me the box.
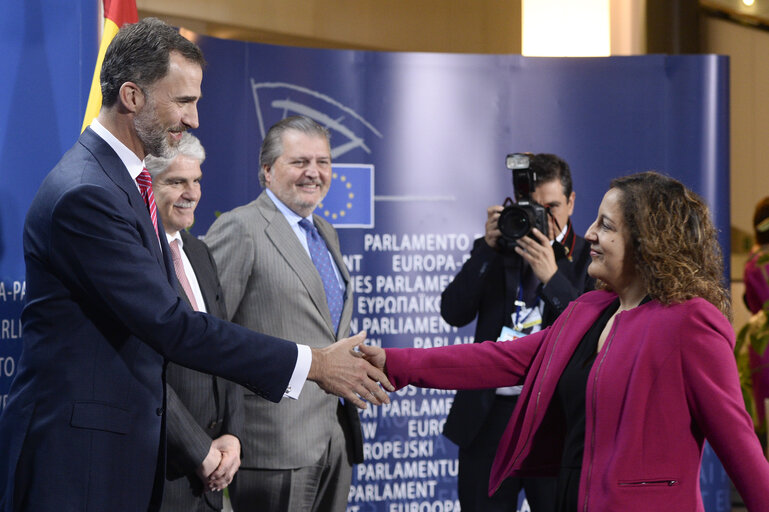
[0,128,298,512]
[441,231,593,447]
[161,231,245,511]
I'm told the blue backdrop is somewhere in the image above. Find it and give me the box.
[0,2,732,511]
[190,34,731,512]
[0,0,98,410]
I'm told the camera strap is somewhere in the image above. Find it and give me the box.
[551,219,577,262]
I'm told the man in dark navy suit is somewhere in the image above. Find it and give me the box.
[146,132,242,511]
[0,17,390,512]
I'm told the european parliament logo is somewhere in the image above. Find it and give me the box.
[250,80,380,228]
[318,164,374,228]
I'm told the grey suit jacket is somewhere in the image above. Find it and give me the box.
[161,231,245,511]
[205,191,361,469]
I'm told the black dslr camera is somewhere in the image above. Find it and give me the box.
[497,153,549,252]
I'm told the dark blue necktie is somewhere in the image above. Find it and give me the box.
[299,218,343,334]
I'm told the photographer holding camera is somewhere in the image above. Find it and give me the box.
[441,153,593,512]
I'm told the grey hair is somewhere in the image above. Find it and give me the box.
[258,116,330,187]
[144,132,206,177]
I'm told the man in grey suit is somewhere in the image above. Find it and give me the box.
[147,133,242,511]
[206,116,361,512]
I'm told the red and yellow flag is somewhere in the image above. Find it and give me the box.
[81,0,138,132]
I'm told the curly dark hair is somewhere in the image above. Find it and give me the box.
[604,171,731,319]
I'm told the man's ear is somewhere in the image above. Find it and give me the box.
[262,165,272,186]
[118,82,144,114]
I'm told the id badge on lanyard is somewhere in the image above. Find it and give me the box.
[498,305,542,341]
[498,271,543,341]
[498,325,527,342]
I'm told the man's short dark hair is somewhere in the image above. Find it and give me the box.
[531,153,573,198]
[100,17,206,107]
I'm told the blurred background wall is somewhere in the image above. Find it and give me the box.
[134,0,769,327]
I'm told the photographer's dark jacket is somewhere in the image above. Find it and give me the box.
[441,224,593,447]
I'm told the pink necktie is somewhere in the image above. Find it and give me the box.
[169,239,199,311]
[136,168,159,239]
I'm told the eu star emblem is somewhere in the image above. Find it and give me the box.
[318,164,374,228]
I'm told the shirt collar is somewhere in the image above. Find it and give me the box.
[555,221,568,244]
[90,119,145,181]
[165,230,183,248]
[265,188,314,226]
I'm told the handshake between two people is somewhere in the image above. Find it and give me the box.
[308,331,392,409]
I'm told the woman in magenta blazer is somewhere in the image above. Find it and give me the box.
[363,171,769,511]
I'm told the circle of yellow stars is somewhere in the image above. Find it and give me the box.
[318,172,354,220]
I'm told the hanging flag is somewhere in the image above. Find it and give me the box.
[81,0,138,132]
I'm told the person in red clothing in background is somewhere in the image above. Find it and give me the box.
[744,197,769,314]
[735,196,769,450]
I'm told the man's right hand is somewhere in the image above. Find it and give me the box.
[196,444,223,487]
[206,434,241,492]
[484,205,504,249]
[308,331,394,409]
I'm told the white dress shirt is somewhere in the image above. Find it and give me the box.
[265,188,345,289]
[165,232,208,314]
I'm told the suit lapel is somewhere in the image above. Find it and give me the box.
[157,218,174,283]
[178,231,224,421]
[315,217,350,286]
[79,128,169,277]
[180,232,215,313]
[257,193,336,335]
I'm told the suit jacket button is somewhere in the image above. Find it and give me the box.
[156,407,164,416]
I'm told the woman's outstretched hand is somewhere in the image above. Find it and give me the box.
[358,343,387,375]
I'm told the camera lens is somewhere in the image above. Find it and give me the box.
[498,205,532,240]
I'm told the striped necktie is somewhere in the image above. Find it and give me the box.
[136,168,158,239]
[169,239,200,311]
